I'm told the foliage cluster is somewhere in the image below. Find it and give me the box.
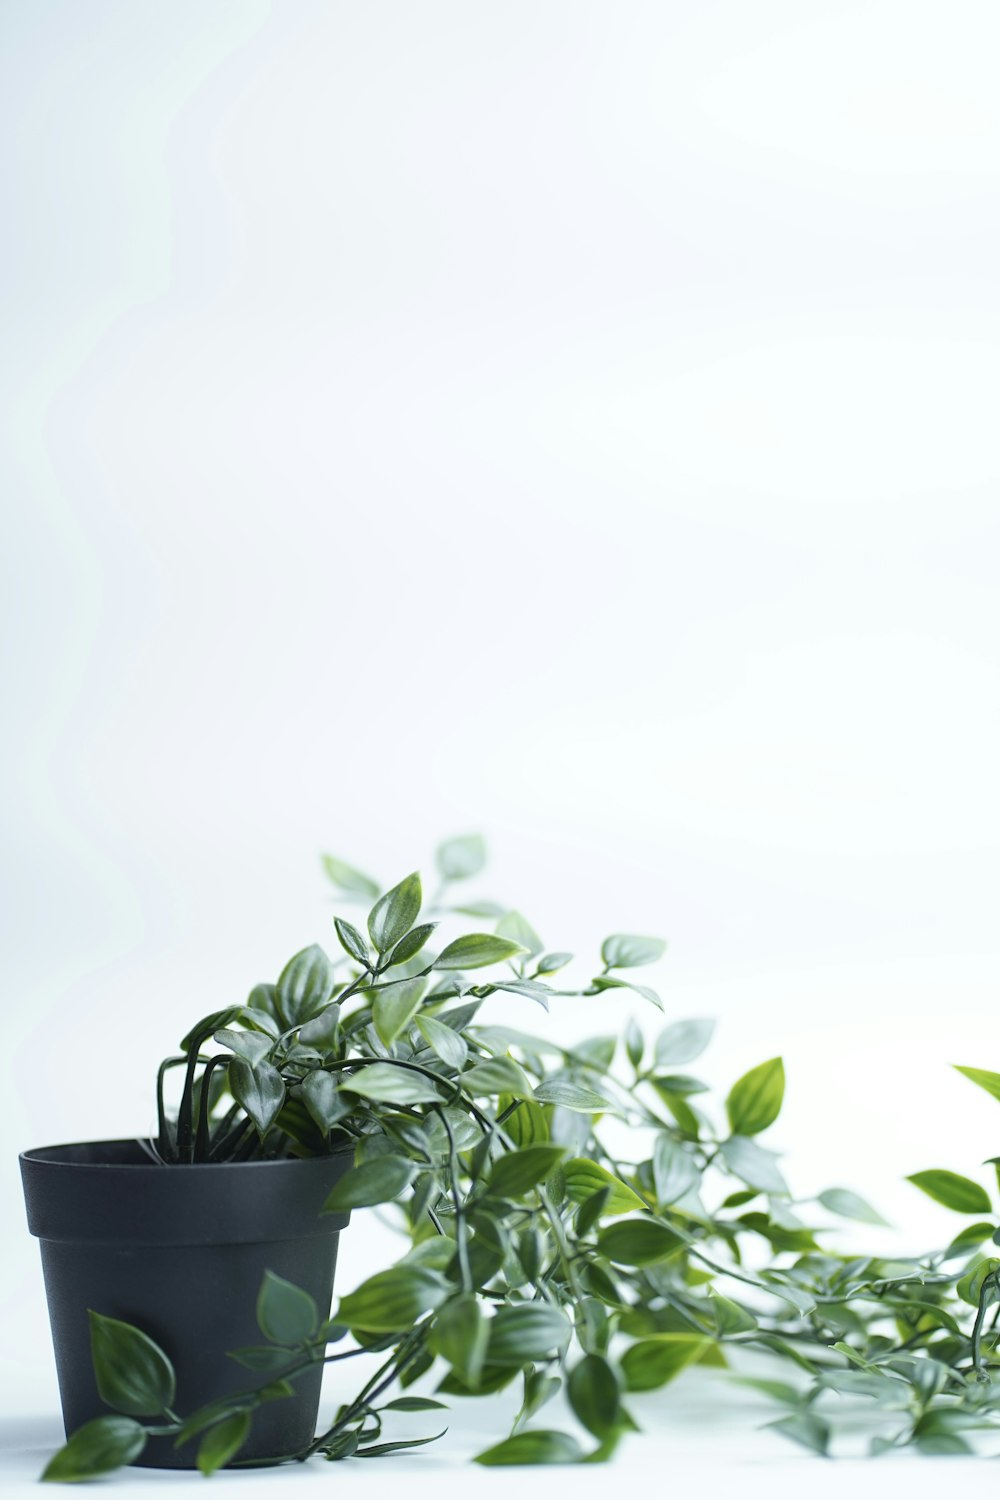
[42,837,1000,1479]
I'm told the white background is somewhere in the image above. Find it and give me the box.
[3,0,1000,1488]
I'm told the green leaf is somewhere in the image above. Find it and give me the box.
[487,1304,572,1365]
[299,1069,348,1132]
[597,1219,683,1267]
[429,1294,489,1385]
[436,834,487,880]
[41,1417,147,1481]
[338,1267,449,1332]
[229,1057,286,1137]
[710,1292,758,1335]
[416,1014,469,1070]
[767,1412,830,1456]
[382,1397,449,1412]
[321,854,380,898]
[942,1221,996,1260]
[385,923,437,968]
[563,1159,645,1214]
[342,1063,442,1106]
[954,1065,1000,1103]
[322,1156,416,1211]
[487,979,554,1009]
[333,916,370,966]
[214,1029,271,1066]
[818,1187,889,1226]
[275,944,337,1027]
[625,1018,644,1069]
[372,976,428,1046]
[496,910,544,958]
[567,1354,622,1439]
[653,1073,707,1096]
[907,1170,992,1214]
[621,1336,710,1391]
[256,1271,318,1345]
[601,934,666,969]
[536,951,573,974]
[88,1311,175,1417]
[654,1018,714,1067]
[652,1137,699,1206]
[197,1411,251,1476]
[533,1079,613,1113]
[357,1431,448,1458]
[226,1345,297,1372]
[297,1002,340,1050]
[367,872,422,953]
[726,1058,785,1136]
[475,1430,584,1466]
[720,1135,787,1195]
[487,1145,567,1199]
[591,975,664,1011]
[462,1056,535,1099]
[434,934,526,970]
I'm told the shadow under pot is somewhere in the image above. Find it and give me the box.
[20,1140,352,1469]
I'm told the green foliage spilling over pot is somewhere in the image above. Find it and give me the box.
[41,838,1000,1477]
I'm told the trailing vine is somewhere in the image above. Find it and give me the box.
[41,837,1000,1478]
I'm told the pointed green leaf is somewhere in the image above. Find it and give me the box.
[372,976,428,1046]
[597,1219,683,1267]
[299,1070,348,1131]
[416,1014,468,1070]
[333,916,370,966]
[654,1018,714,1067]
[342,1063,442,1105]
[434,934,525,970]
[564,1159,645,1214]
[256,1271,318,1345]
[726,1058,785,1136]
[567,1354,622,1438]
[321,854,380,898]
[496,910,544,958]
[385,923,437,968]
[818,1188,889,1226]
[229,1058,286,1137]
[338,1267,450,1332]
[462,1056,534,1099]
[621,1336,710,1391]
[907,1170,992,1214]
[487,1145,567,1199]
[720,1135,787,1195]
[429,1294,489,1385]
[275,944,337,1027]
[954,1065,1000,1103]
[322,1156,416,1212]
[487,1304,572,1365]
[474,1430,584,1466]
[652,1137,699,1206]
[88,1311,175,1417]
[41,1417,147,1481]
[197,1411,251,1476]
[601,934,666,969]
[368,872,422,953]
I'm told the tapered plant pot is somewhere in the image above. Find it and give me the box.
[20,1140,352,1469]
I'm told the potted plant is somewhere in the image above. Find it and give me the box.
[23,836,1000,1477]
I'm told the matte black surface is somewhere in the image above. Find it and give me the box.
[21,1140,353,1468]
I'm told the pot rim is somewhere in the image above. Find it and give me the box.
[20,1139,354,1244]
[20,1138,354,1171]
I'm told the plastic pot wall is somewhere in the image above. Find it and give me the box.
[20,1140,352,1468]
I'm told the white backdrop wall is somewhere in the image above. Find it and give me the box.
[3,0,1000,1411]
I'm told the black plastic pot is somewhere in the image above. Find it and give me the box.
[20,1140,352,1469]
